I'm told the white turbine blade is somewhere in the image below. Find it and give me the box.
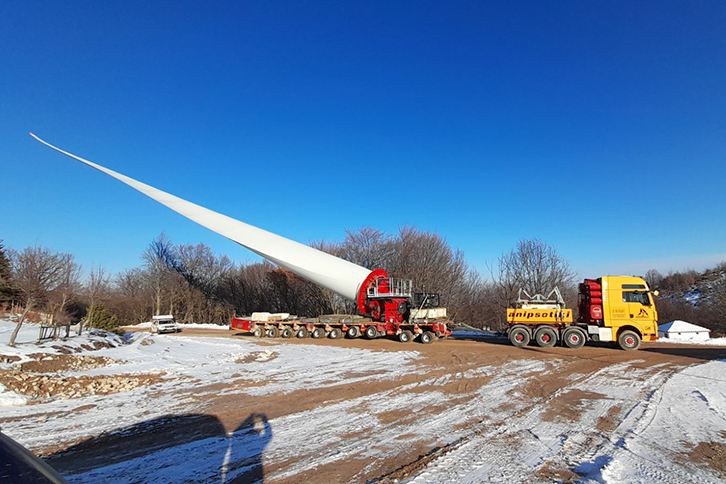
[30,133,372,301]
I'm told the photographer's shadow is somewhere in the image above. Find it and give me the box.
[223,413,273,484]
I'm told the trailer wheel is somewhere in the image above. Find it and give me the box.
[328,328,342,339]
[280,327,293,339]
[365,326,378,339]
[296,327,309,339]
[562,328,586,349]
[617,330,641,351]
[399,330,413,343]
[419,331,435,344]
[508,326,530,347]
[266,327,280,338]
[252,327,264,338]
[346,326,361,339]
[311,327,324,339]
[534,327,557,348]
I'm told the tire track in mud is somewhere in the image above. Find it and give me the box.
[374,360,693,483]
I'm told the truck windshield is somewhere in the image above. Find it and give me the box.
[623,291,651,306]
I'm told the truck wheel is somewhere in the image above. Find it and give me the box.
[562,328,586,349]
[365,326,378,339]
[266,327,280,338]
[311,327,324,339]
[399,330,413,343]
[509,326,530,347]
[296,327,309,338]
[346,326,360,339]
[420,331,435,344]
[252,327,264,338]
[618,330,641,351]
[328,328,342,339]
[535,327,557,348]
[280,327,293,339]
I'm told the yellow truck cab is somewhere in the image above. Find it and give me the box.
[506,275,659,350]
[598,276,659,347]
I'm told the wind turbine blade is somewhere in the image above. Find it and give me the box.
[30,133,372,301]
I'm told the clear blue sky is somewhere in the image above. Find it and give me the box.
[1,1,725,280]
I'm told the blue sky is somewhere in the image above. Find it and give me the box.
[1,1,725,280]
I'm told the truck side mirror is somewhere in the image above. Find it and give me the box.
[652,290,660,297]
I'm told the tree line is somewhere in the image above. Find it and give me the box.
[0,230,578,338]
[3,229,721,341]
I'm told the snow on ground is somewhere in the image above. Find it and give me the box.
[2,318,726,483]
[0,319,422,455]
[124,322,230,330]
[404,360,726,484]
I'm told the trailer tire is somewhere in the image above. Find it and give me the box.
[509,326,530,347]
[346,326,361,339]
[399,330,413,343]
[419,331,435,344]
[617,330,641,351]
[562,328,586,349]
[266,327,280,339]
[281,327,293,339]
[252,327,264,338]
[328,328,342,339]
[311,327,324,339]
[296,327,309,339]
[365,326,378,339]
[534,327,557,348]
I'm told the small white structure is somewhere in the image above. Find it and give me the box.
[658,320,711,341]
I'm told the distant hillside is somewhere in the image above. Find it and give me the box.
[647,263,726,336]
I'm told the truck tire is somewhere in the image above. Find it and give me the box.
[252,327,264,338]
[328,328,342,339]
[281,327,293,339]
[296,327,309,338]
[398,330,413,343]
[562,328,586,349]
[509,326,530,347]
[266,327,280,338]
[346,326,361,339]
[420,331,435,344]
[534,327,557,348]
[365,326,378,339]
[618,330,641,351]
[311,327,324,339]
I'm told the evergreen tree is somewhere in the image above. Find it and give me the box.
[86,303,121,333]
[0,239,14,303]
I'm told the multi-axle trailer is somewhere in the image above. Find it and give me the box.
[231,315,450,343]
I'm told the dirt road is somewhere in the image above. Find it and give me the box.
[36,329,726,483]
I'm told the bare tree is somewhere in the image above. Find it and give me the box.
[48,253,82,325]
[83,265,110,333]
[142,234,175,315]
[7,245,67,346]
[493,238,576,310]
[644,269,663,290]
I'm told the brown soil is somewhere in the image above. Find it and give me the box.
[0,354,21,364]
[540,389,607,423]
[235,351,278,364]
[688,441,726,477]
[0,370,165,403]
[38,329,726,482]
[595,405,623,432]
[532,462,580,483]
[20,354,117,373]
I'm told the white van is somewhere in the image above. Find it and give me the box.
[150,315,181,334]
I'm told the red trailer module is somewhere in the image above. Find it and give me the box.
[231,314,450,344]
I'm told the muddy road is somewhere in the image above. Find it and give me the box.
[31,329,725,483]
